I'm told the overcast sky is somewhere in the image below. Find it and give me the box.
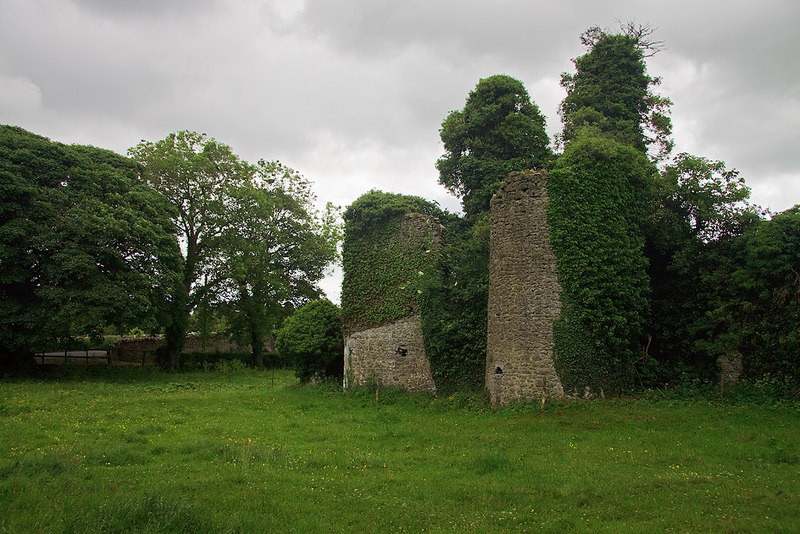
[2,0,798,302]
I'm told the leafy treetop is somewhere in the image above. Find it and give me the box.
[560,25,673,160]
[437,74,551,218]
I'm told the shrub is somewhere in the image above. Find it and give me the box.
[275,299,343,383]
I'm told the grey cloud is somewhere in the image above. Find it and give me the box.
[0,0,797,217]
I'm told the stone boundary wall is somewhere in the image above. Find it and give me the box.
[486,170,564,406]
[344,314,436,394]
[111,335,261,363]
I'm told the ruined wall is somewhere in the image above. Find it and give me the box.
[342,211,440,394]
[344,314,436,393]
[486,170,564,406]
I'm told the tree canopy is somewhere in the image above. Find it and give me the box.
[130,132,340,367]
[437,74,551,218]
[215,160,340,365]
[0,125,180,371]
[560,25,673,160]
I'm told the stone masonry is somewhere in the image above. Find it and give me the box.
[486,170,564,406]
[344,314,436,393]
[343,212,440,394]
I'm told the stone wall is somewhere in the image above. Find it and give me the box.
[486,170,564,406]
[111,335,259,364]
[718,352,743,385]
[344,314,436,394]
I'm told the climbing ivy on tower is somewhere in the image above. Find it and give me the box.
[548,134,653,394]
[341,190,443,332]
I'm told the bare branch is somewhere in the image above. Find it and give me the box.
[618,20,666,57]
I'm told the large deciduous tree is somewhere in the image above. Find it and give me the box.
[130,132,340,367]
[0,126,180,373]
[129,131,251,365]
[437,74,551,219]
[216,161,340,367]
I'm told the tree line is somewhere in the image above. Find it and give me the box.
[0,127,340,374]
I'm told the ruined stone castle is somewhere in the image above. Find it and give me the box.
[343,170,563,405]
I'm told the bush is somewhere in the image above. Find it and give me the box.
[275,299,343,383]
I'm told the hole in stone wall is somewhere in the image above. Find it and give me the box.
[396,346,408,357]
[495,366,503,374]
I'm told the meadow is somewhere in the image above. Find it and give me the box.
[1,367,798,533]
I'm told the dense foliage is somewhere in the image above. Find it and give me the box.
[275,299,344,382]
[725,208,800,388]
[548,135,652,393]
[130,133,340,367]
[128,132,251,363]
[644,154,759,383]
[422,74,552,392]
[560,26,673,160]
[437,74,552,218]
[341,190,442,332]
[420,215,489,394]
[0,126,180,373]
[214,161,340,367]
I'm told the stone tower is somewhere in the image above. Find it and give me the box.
[486,170,564,406]
[343,213,440,394]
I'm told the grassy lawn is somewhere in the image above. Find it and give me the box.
[1,368,798,533]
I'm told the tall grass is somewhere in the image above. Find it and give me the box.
[1,368,798,532]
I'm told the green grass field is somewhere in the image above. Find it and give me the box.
[1,368,798,533]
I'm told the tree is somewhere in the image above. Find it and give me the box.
[560,25,673,160]
[730,207,800,385]
[644,154,759,384]
[275,299,343,382]
[130,132,340,368]
[216,161,340,367]
[437,74,552,218]
[0,126,180,373]
[128,131,252,366]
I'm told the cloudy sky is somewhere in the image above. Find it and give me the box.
[2,0,798,301]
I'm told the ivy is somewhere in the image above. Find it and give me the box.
[548,134,652,394]
[420,214,489,394]
[341,190,442,332]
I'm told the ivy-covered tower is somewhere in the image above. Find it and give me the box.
[341,191,442,393]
